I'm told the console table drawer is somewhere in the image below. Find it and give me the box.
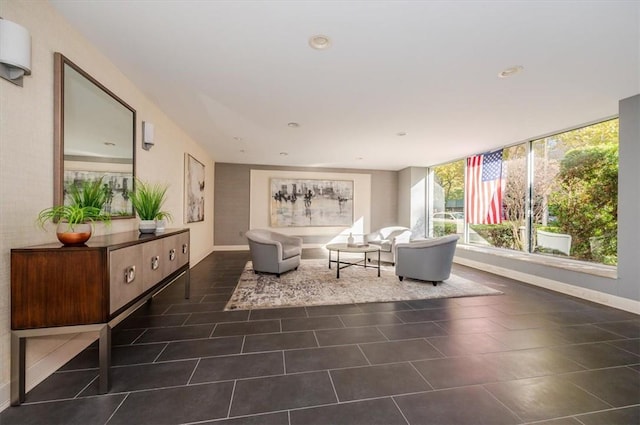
[109,245,144,314]
[142,239,165,292]
[163,232,190,275]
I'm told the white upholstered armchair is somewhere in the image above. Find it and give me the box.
[364,226,412,265]
[245,229,302,277]
[395,235,459,285]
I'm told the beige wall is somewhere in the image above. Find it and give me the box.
[0,1,215,409]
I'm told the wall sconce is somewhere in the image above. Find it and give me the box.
[142,121,155,150]
[0,17,32,87]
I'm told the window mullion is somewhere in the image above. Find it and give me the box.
[526,140,534,253]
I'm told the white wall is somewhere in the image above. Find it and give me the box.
[397,167,428,238]
[616,94,640,301]
[0,1,215,410]
[397,168,411,228]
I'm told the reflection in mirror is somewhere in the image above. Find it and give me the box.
[54,52,136,217]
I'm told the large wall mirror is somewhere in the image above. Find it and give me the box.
[54,52,136,217]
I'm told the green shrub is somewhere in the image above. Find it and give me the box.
[433,223,457,237]
[471,223,516,249]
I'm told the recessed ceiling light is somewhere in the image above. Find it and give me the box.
[309,34,331,50]
[498,65,524,78]
[287,122,300,128]
[280,152,288,156]
[396,131,407,137]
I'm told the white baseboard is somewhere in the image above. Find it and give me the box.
[213,244,325,251]
[213,245,249,251]
[454,256,640,314]
[0,332,98,412]
[0,382,9,412]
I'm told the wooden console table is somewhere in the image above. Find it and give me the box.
[10,228,191,406]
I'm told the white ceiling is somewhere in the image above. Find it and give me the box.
[50,0,640,171]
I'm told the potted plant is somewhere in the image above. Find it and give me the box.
[37,178,111,245]
[128,180,172,233]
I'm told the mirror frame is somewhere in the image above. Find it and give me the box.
[53,52,136,217]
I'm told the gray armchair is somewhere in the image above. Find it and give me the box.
[364,226,412,265]
[395,235,459,285]
[246,229,303,277]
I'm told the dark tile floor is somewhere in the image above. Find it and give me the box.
[2,249,639,425]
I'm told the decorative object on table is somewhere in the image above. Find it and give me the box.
[184,153,205,223]
[347,232,355,246]
[154,217,167,233]
[225,259,502,311]
[128,179,172,233]
[37,177,111,245]
[270,178,353,227]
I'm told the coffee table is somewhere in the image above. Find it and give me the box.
[325,243,381,279]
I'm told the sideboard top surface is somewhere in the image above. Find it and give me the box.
[12,228,189,251]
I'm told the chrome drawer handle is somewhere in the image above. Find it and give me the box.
[169,248,176,261]
[182,243,188,254]
[125,266,136,283]
[151,256,159,270]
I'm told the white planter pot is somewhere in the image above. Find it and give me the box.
[139,220,156,234]
[155,219,166,233]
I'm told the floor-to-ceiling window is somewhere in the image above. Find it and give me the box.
[428,118,618,266]
[431,160,464,237]
[532,119,619,264]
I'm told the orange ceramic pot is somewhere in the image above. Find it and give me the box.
[56,222,92,245]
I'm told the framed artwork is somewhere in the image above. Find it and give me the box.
[64,170,133,216]
[270,178,353,227]
[184,153,205,223]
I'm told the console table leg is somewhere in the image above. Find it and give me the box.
[184,267,191,299]
[10,332,25,406]
[98,325,111,394]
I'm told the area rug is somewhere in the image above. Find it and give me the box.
[225,259,502,310]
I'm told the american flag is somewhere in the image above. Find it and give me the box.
[465,150,504,224]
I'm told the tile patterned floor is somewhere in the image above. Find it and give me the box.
[1,249,639,425]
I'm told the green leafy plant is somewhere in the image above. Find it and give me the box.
[37,178,111,232]
[550,144,618,262]
[129,180,173,221]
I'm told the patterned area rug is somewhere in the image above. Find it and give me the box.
[225,259,503,310]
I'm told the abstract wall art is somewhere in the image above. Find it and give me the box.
[184,153,205,223]
[270,178,353,227]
